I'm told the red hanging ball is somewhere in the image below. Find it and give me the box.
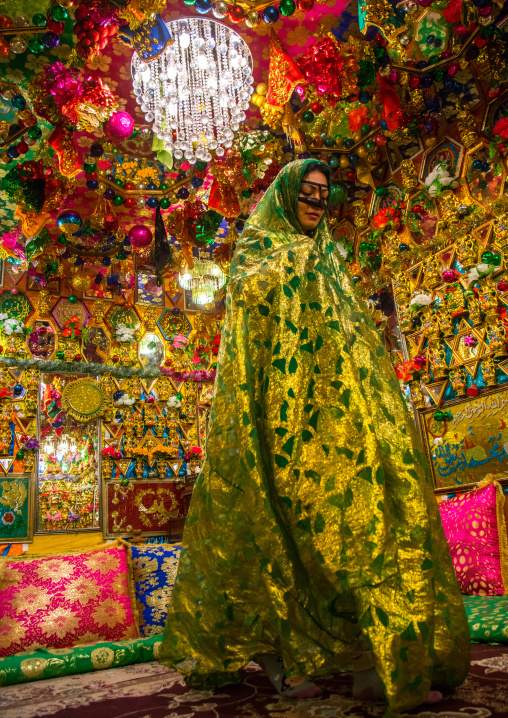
[16,141,29,154]
[47,19,65,34]
[228,5,245,22]
[311,102,323,114]
[297,0,314,10]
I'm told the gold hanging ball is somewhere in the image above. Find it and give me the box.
[353,132,362,143]
[340,156,350,168]
[256,82,268,97]
[251,93,261,106]
[295,143,308,154]
[257,95,266,107]
[357,146,368,158]
[246,10,261,28]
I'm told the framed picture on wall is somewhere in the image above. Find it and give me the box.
[135,269,166,307]
[418,384,508,493]
[0,475,33,542]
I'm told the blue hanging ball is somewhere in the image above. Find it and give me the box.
[453,81,463,94]
[177,187,190,200]
[472,159,484,171]
[398,243,409,252]
[482,162,491,172]
[7,145,19,159]
[262,5,280,23]
[434,38,442,48]
[191,176,204,188]
[113,391,124,402]
[358,90,371,104]
[344,138,355,149]
[420,76,433,89]
[380,120,388,131]
[13,384,23,397]
[195,0,212,12]
[146,197,158,208]
[86,180,99,190]
[147,181,157,191]
[102,256,111,267]
[349,153,360,167]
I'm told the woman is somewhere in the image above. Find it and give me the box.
[160,159,470,716]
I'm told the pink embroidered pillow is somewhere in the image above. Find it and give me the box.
[0,541,139,658]
[439,479,508,596]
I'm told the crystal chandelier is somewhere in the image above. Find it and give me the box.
[178,257,227,305]
[131,17,254,163]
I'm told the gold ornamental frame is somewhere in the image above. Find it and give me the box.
[61,377,112,423]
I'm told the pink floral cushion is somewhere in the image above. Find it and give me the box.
[0,542,139,658]
[439,480,508,596]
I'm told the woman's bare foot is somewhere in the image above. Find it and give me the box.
[256,654,322,699]
[353,668,443,705]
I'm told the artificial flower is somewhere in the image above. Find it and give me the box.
[167,395,182,409]
[493,117,508,139]
[425,163,458,197]
[443,0,461,24]
[114,394,136,406]
[2,317,25,335]
[115,324,137,343]
[410,293,434,310]
[1,511,15,525]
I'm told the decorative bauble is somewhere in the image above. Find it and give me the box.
[297,0,314,9]
[50,4,69,22]
[112,195,123,206]
[11,94,26,111]
[32,13,46,26]
[43,31,60,49]
[329,182,348,204]
[256,82,268,96]
[302,110,314,123]
[279,0,296,15]
[467,385,479,397]
[195,0,213,12]
[128,224,153,249]
[104,111,134,142]
[68,295,78,304]
[57,210,82,235]
[245,9,261,26]
[262,6,280,23]
[228,4,244,21]
[146,197,158,208]
[212,0,228,18]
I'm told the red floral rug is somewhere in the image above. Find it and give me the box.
[1,644,507,718]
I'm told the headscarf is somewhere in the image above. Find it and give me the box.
[241,158,331,242]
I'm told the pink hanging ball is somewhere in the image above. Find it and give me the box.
[104,111,135,142]
[128,224,153,249]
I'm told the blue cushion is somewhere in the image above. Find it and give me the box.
[128,543,181,637]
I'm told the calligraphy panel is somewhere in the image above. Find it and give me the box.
[419,385,508,492]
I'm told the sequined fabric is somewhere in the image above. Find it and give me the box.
[0,542,138,658]
[439,478,508,595]
[129,543,181,637]
[159,160,471,717]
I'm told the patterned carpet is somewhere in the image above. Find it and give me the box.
[1,644,507,718]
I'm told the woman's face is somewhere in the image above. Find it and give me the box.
[297,169,329,231]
